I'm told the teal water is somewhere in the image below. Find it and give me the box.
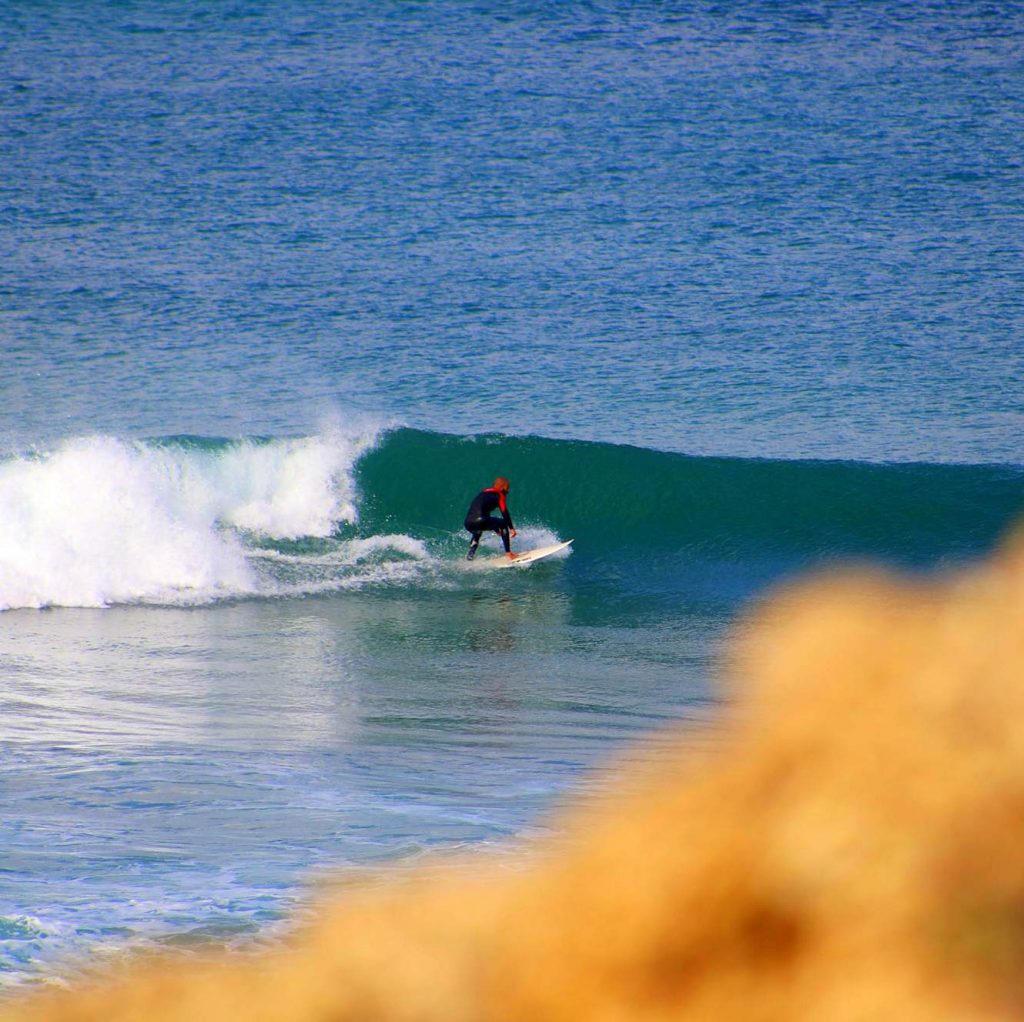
[2,0,1023,991]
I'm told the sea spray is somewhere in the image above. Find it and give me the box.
[0,429,380,610]
[196,431,371,538]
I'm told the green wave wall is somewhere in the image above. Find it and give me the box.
[356,429,1024,567]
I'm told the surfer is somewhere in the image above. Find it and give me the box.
[464,477,517,560]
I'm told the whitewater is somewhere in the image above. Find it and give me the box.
[0,429,397,609]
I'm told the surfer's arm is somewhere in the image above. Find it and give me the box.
[498,493,516,535]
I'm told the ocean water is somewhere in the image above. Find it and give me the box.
[2,0,1023,991]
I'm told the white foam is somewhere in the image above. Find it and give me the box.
[344,534,430,562]
[0,429,380,610]
[247,534,429,568]
[216,432,367,539]
[512,525,565,553]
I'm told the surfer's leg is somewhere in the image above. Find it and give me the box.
[465,517,507,558]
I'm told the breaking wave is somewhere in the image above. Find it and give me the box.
[2,425,1020,610]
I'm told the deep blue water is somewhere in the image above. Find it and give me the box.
[1,0,1023,992]
[4,0,1023,460]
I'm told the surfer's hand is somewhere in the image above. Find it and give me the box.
[510,528,517,538]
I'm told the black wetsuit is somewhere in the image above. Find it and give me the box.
[464,487,513,558]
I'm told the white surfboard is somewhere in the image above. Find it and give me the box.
[489,539,573,568]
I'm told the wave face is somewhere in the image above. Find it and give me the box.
[1,428,1021,611]
[357,430,1024,597]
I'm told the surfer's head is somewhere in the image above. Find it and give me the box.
[493,476,510,493]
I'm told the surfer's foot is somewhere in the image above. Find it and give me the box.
[506,552,517,560]
[466,548,477,561]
